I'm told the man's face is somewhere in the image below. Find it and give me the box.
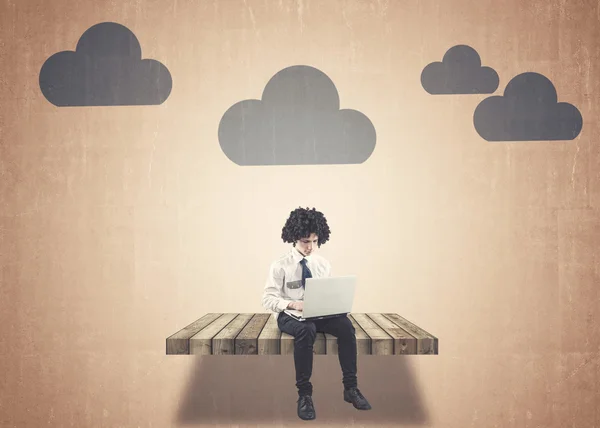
[296,233,319,256]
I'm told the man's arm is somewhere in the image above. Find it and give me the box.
[262,262,292,312]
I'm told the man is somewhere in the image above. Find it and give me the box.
[262,207,371,421]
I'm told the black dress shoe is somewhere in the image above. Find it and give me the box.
[343,387,372,410]
[297,394,316,420]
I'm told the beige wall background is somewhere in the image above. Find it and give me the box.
[1,0,599,426]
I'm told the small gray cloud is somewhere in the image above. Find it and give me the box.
[473,72,583,141]
[39,22,172,106]
[421,45,499,94]
[218,65,376,166]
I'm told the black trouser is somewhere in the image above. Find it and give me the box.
[277,312,358,396]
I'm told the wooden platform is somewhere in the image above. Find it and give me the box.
[166,313,438,355]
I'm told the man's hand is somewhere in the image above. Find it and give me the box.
[287,301,303,311]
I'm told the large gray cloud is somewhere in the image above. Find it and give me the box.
[473,72,583,141]
[218,65,376,166]
[39,22,172,106]
[421,45,499,94]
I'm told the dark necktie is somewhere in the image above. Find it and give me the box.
[300,258,312,288]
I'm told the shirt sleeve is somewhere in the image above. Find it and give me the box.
[262,261,290,312]
[326,260,332,277]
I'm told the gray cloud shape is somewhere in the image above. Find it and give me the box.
[39,22,172,106]
[218,65,376,166]
[473,72,583,141]
[421,45,499,94]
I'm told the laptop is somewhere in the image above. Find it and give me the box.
[283,275,357,322]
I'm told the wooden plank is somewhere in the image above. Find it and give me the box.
[351,313,393,355]
[212,313,254,355]
[189,313,238,355]
[324,333,338,355]
[166,313,222,355]
[348,314,371,355]
[236,313,270,355]
[314,333,326,355]
[258,315,281,355]
[367,314,417,354]
[382,313,438,354]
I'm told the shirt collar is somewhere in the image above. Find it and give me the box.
[291,246,311,263]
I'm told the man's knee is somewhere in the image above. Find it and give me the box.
[295,322,317,343]
[338,316,356,338]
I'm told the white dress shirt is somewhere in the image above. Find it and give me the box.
[262,247,332,320]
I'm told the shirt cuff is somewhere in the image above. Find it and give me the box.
[277,299,290,312]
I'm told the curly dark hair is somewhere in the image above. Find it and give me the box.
[281,207,331,247]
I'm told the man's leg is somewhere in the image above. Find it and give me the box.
[315,315,357,389]
[277,313,317,396]
[316,315,371,410]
